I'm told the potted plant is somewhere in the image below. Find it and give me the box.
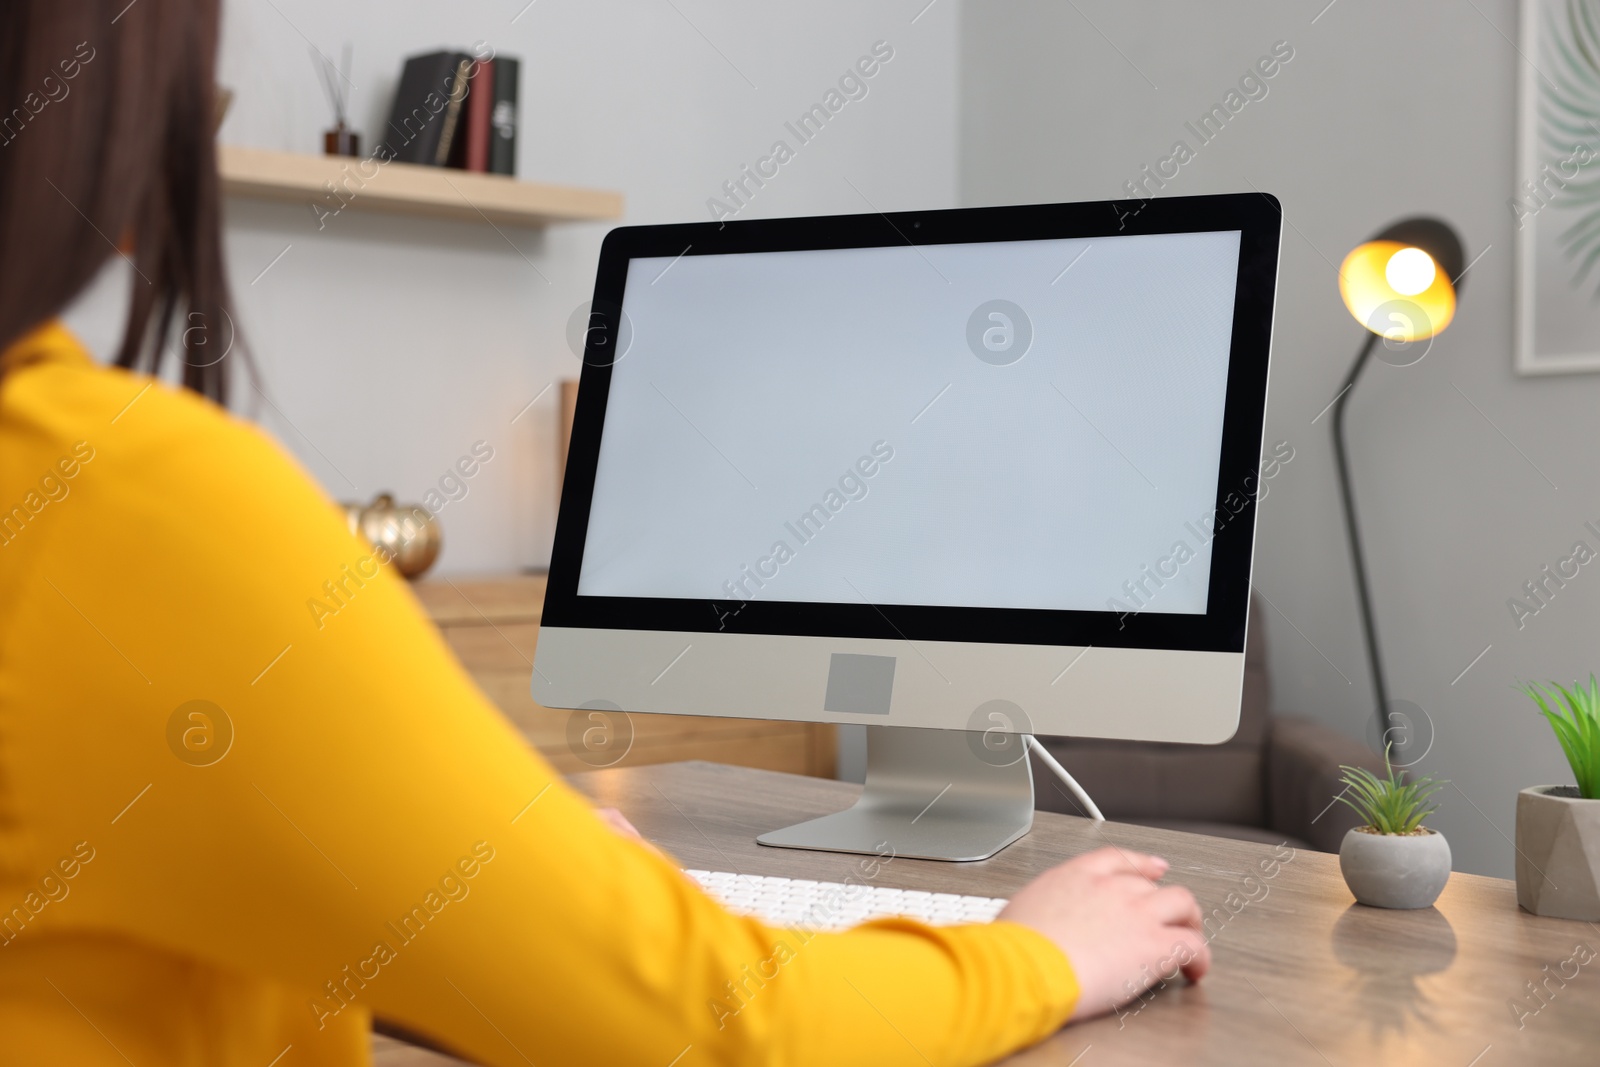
[1335,750,1451,909]
[1515,678,1600,920]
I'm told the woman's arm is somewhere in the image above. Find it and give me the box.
[2,362,1081,1066]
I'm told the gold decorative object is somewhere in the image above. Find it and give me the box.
[343,493,441,579]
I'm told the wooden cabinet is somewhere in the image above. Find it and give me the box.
[412,573,835,778]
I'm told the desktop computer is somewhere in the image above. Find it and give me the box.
[533,193,1281,862]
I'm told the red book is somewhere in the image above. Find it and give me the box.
[463,59,494,172]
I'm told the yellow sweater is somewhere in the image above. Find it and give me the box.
[0,323,1078,1066]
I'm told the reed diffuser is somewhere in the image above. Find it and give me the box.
[312,44,358,157]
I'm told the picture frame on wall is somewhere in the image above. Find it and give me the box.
[1514,0,1600,375]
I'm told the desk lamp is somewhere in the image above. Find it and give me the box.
[1331,217,1465,744]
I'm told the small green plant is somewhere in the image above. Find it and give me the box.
[1518,676,1600,800]
[1335,746,1445,835]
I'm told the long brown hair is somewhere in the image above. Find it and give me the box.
[0,0,237,402]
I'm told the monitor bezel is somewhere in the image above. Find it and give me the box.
[542,193,1280,654]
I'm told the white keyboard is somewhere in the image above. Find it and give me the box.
[686,870,1008,930]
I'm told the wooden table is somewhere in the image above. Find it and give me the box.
[378,761,1600,1066]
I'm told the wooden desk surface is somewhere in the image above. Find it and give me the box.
[569,761,1600,1066]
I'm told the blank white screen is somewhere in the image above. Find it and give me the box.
[576,230,1242,615]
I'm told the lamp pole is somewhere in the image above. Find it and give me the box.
[1328,217,1464,750]
[1329,330,1390,744]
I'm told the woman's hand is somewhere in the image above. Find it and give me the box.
[998,846,1211,1021]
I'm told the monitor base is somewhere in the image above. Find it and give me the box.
[756,725,1034,862]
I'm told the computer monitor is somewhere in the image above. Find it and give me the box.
[535,193,1281,861]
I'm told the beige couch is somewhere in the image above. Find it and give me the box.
[1030,598,1386,853]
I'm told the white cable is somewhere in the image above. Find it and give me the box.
[1024,734,1105,821]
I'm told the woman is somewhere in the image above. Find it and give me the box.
[0,3,1209,1064]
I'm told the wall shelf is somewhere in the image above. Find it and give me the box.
[218,144,623,227]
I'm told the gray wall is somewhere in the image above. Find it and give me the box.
[962,0,1589,876]
[64,0,958,578]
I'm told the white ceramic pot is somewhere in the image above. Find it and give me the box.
[1516,785,1600,920]
[1339,827,1451,909]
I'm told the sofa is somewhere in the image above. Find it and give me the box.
[1029,597,1387,853]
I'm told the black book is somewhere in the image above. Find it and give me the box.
[382,50,471,166]
[433,56,473,167]
[489,56,519,176]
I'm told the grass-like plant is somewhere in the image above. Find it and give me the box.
[1518,676,1600,800]
[1335,746,1445,835]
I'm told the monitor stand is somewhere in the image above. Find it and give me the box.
[756,725,1034,862]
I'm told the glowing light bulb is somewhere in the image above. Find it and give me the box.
[1385,247,1436,296]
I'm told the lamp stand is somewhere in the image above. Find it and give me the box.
[1329,330,1391,746]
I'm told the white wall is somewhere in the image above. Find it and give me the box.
[962,0,1590,876]
[60,3,1580,866]
[65,0,958,580]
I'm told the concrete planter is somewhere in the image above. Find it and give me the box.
[1339,827,1451,909]
[1515,785,1600,920]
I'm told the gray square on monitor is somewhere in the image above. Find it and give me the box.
[824,653,896,715]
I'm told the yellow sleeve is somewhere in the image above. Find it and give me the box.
[0,343,1078,1066]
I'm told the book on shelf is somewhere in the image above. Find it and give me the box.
[490,57,519,176]
[381,50,473,166]
[462,58,495,172]
[432,56,472,167]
